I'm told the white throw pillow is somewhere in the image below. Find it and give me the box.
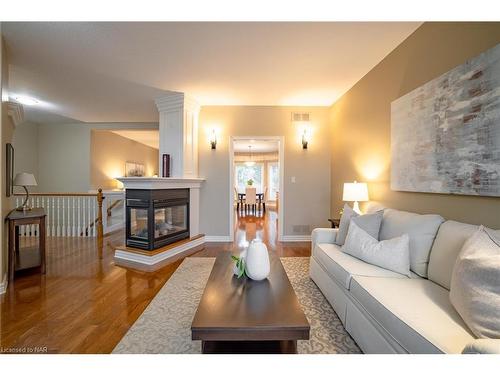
[449,226,500,339]
[342,221,411,277]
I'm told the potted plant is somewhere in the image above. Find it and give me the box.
[247,178,254,186]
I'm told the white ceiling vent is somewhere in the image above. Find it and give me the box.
[291,112,311,122]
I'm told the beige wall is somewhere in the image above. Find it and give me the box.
[37,123,92,192]
[10,122,158,193]
[330,22,500,228]
[1,30,15,287]
[199,106,331,237]
[12,121,39,191]
[90,130,158,190]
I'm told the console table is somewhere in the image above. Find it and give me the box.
[6,208,47,282]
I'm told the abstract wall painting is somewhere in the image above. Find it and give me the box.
[391,43,500,197]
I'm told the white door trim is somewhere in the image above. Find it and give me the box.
[229,136,285,242]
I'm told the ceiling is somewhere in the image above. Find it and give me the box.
[234,140,279,153]
[3,22,421,123]
[110,129,159,149]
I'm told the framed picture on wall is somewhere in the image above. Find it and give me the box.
[6,143,14,197]
[125,161,145,177]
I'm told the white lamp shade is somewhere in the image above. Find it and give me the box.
[343,181,368,202]
[13,172,38,187]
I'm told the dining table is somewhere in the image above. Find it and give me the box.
[236,189,265,212]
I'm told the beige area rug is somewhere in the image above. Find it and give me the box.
[113,257,361,354]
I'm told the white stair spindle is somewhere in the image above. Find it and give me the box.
[61,197,65,237]
[78,197,81,236]
[72,197,76,237]
[56,197,61,237]
[87,197,91,237]
[35,197,39,237]
[83,197,86,236]
[92,195,97,237]
[51,197,55,237]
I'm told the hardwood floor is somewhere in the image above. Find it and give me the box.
[0,208,310,353]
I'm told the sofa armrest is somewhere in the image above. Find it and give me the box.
[311,228,339,252]
[462,339,500,354]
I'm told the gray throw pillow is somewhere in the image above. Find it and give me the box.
[335,204,358,246]
[351,209,383,240]
[335,204,383,246]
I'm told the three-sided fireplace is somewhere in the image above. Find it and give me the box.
[126,189,190,250]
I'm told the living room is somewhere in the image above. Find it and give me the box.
[1,1,499,374]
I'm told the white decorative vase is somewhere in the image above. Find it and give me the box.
[233,250,247,276]
[245,239,270,281]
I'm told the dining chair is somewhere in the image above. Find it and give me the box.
[234,187,241,211]
[245,187,257,214]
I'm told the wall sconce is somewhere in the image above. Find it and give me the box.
[302,127,311,149]
[209,128,217,150]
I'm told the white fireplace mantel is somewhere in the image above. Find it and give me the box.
[116,177,204,190]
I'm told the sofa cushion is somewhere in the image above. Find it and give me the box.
[312,243,414,290]
[428,221,479,290]
[379,209,444,277]
[449,226,500,339]
[350,276,474,353]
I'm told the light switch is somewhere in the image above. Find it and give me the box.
[291,176,296,183]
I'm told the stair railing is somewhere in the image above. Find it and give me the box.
[14,189,104,258]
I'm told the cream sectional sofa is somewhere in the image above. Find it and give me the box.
[309,208,500,354]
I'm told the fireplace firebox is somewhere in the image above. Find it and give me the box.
[126,189,190,250]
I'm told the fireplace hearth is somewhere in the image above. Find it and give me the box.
[126,188,190,250]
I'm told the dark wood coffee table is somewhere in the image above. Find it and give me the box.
[191,252,310,354]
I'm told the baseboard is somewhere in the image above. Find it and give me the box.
[280,235,311,242]
[0,274,7,295]
[205,236,232,242]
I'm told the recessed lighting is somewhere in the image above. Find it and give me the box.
[15,96,39,106]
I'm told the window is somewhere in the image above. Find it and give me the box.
[267,162,279,201]
[235,163,264,192]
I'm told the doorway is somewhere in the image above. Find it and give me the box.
[229,136,284,243]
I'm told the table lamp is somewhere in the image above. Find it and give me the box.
[343,181,368,214]
[14,172,38,211]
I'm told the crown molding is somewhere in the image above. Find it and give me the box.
[155,91,200,113]
[155,91,185,112]
[7,101,24,127]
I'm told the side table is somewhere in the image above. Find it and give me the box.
[328,218,340,228]
[6,208,47,282]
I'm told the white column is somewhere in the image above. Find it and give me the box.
[155,92,200,178]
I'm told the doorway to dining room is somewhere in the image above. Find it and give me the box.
[229,136,284,243]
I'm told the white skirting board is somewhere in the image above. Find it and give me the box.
[0,274,7,295]
[204,236,232,242]
[114,235,205,266]
[280,235,311,242]
[205,235,310,242]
